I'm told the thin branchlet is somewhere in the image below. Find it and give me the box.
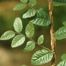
[48,0,56,66]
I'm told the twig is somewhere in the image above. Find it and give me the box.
[48,0,56,66]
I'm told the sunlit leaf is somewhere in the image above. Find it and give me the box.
[24,41,35,51]
[0,30,15,40]
[61,54,66,61]
[57,61,66,66]
[25,22,35,38]
[11,34,25,48]
[22,8,36,18]
[20,0,28,4]
[13,17,23,33]
[31,49,53,65]
[55,27,66,40]
[31,18,50,27]
[13,3,26,11]
[29,0,37,6]
[37,35,44,45]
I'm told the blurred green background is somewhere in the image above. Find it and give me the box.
[0,0,66,66]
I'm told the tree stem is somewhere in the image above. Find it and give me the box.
[48,0,56,66]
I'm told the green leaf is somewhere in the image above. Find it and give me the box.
[63,21,66,26]
[24,41,35,51]
[25,22,35,38]
[22,8,36,18]
[37,35,44,45]
[57,61,66,66]
[20,0,28,4]
[0,30,15,40]
[13,17,23,33]
[31,18,50,27]
[31,49,53,65]
[55,27,66,40]
[31,9,50,27]
[11,34,25,48]
[29,0,37,6]
[13,3,26,11]
[36,8,47,18]
[61,54,66,61]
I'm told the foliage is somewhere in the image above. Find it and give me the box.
[0,30,15,40]
[57,54,66,66]
[25,22,35,38]
[31,49,53,65]
[13,17,23,33]
[24,41,35,51]
[1,0,66,66]
[37,35,44,45]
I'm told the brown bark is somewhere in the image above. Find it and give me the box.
[48,0,56,66]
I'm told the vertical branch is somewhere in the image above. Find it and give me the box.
[48,0,56,66]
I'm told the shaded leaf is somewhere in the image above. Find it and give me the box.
[63,21,66,26]
[57,61,66,66]
[31,49,53,65]
[22,8,36,18]
[55,27,66,40]
[36,8,47,18]
[13,3,26,11]
[13,17,23,33]
[61,54,66,61]
[0,30,15,40]
[31,8,50,27]
[11,34,25,48]
[25,22,35,38]
[24,41,35,51]
[29,0,37,6]
[37,35,44,45]
[20,0,28,4]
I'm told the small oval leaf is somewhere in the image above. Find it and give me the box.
[55,27,66,40]
[57,61,66,66]
[25,22,35,38]
[0,30,15,40]
[31,49,53,65]
[11,34,25,48]
[31,18,50,27]
[13,17,23,33]
[22,8,36,18]
[37,35,44,45]
[13,3,26,11]
[61,54,66,61]
[24,41,35,51]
